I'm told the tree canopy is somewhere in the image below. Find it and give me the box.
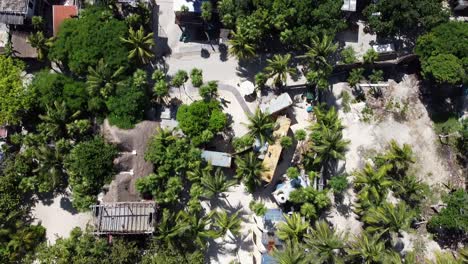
[49,7,129,75]
[0,56,33,125]
[65,137,118,211]
[415,21,468,84]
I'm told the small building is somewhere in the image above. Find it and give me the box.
[260,93,293,116]
[261,116,291,183]
[201,150,232,168]
[91,202,157,235]
[52,5,78,36]
[341,0,357,12]
[252,208,286,264]
[0,0,37,25]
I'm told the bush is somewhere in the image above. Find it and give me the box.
[363,48,378,64]
[340,91,351,113]
[348,68,365,87]
[232,135,254,152]
[340,46,357,64]
[294,129,307,141]
[329,174,349,194]
[286,167,300,179]
[190,68,203,87]
[421,54,465,85]
[280,136,293,148]
[255,72,268,88]
[369,69,384,83]
[249,201,267,216]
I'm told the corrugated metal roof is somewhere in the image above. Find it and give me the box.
[260,93,293,115]
[201,150,232,167]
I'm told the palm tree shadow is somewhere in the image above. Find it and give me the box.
[236,55,269,82]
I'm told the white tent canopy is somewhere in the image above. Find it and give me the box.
[239,81,255,96]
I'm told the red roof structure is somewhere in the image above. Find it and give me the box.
[52,5,77,36]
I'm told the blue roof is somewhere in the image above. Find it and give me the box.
[262,254,277,264]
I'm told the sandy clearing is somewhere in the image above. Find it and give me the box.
[32,194,92,244]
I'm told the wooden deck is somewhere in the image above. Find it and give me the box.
[261,116,291,183]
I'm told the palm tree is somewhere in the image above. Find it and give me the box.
[32,142,68,193]
[299,35,337,71]
[213,210,241,237]
[86,59,125,99]
[38,101,81,139]
[264,54,295,87]
[429,252,462,264]
[458,247,468,263]
[234,152,266,193]
[187,163,212,182]
[272,241,308,264]
[171,70,188,99]
[201,168,236,200]
[346,232,386,264]
[277,213,309,243]
[228,30,255,60]
[362,202,414,237]
[27,31,51,61]
[304,220,347,264]
[354,163,393,206]
[155,209,190,249]
[312,106,344,131]
[178,210,218,249]
[121,26,154,64]
[375,140,415,179]
[311,126,349,168]
[394,175,426,207]
[199,80,218,100]
[245,108,274,145]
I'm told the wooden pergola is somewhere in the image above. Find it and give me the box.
[91,202,157,235]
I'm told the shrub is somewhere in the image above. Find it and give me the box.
[369,69,384,83]
[255,72,268,88]
[286,167,300,179]
[232,135,254,152]
[340,46,357,64]
[294,129,307,141]
[249,201,267,216]
[280,136,293,148]
[363,48,379,64]
[329,174,349,194]
[341,91,351,113]
[348,68,365,87]
[190,68,203,87]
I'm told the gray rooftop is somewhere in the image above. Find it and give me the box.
[201,150,232,168]
[0,0,28,13]
[91,202,157,235]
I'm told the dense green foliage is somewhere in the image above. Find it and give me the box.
[364,0,448,39]
[65,137,118,211]
[176,100,227,145]
[219,0,346,51]
[49,8,129,75]
[0,56,33,125]
[415,21,468,84]
[35,227,140,264]
[428,189,468,239]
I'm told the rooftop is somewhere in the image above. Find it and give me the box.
[341,0,357,12]
[261,116,291,182]
[173,0,210,13]
[201,150,232,168]
[0,0,28,24]
[260,93,293,115]
[91,202,157,235]
[53,5,78,36]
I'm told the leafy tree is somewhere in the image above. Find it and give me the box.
[329,174,349,194]
[153,79,169,104]
[228,30,256,60]
[246,108,274,145]
[289,187,331,213]
[152,69,166,82]
[213,210,241,237]
[363,0,449,39]
[232,134,254,152]
[190,68,203,87]
[421,54,465,85]
[31,71,88,114]
[299,203,317,220]
[32,16,44,30]
[106,75,147,129]
[249,201,267,216]
[136,173,183,204]
[199,81,218,100]
[141,243,204,264]
[346,232,386,264]
[49,7,129,75]
[201,1,213,22]
[272,241,308,264]
[362,202,414,237]
[348,68,365,87]
[176,100,227,144]
[363,48,379,64]
[427,189,468,241]
[37,101,82,140]
[415,21,468,85]
[172,70,188,91]
[264,54,295,87]
[234,152,266,193]
[277,213,309,243]
[305,220,347,264]
[0,56,33,125]
[295,129,307,141]
[200,168,236,200]
[65,137,118,211]
[340,46,357,64]
[280,136,293,148]
[120,26,154,64]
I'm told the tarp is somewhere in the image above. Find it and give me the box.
[239,81,255,96]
